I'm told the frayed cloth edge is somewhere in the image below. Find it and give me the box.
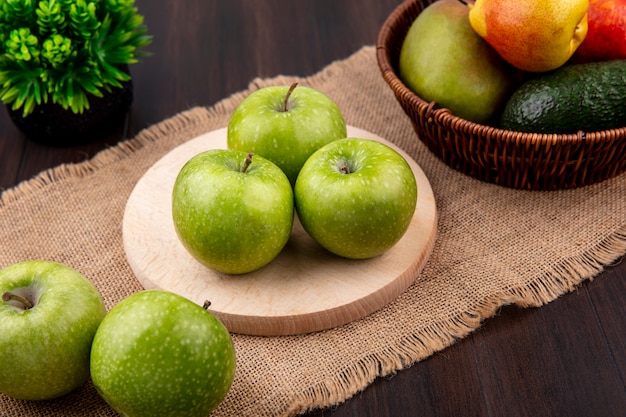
[284,228,626,416]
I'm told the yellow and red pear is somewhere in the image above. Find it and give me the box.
[469,0,589,72]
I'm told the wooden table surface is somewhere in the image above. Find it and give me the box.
[1,1,624,416]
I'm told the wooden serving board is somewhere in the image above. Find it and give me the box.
[122,126,437,336]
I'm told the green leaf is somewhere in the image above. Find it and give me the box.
[0,59,45,116]
[4,0,37,28]
[0,0,151,114]
[68,0,100,39]
[36,0,67,35]
[41,33,72,66]
[5,28,40,61]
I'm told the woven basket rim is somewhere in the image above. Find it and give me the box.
[375,0,626,146]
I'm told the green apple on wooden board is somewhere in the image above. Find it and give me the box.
[0,260,106,400]
[172,149,294,274]
[469,0,589,72]
[227,83,347,185]
[90,290,236,417]
[571,0,626,62]
[399,0,514,124]
[294,138,417,259]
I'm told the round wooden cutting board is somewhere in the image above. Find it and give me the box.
[122,126,437,336]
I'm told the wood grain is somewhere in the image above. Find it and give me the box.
[122,126,437,336]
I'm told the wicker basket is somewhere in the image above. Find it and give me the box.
[376,0,626,190]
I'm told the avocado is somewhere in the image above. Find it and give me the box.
[500,60,626,134]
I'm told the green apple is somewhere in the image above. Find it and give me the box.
[90,290,236,417]
[294,138,417,259]
[227,83,347,184]
[0,260,106,400]
[398,0,515,124]
[172,149,294,274]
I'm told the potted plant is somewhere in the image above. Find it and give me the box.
[0,0,151,145]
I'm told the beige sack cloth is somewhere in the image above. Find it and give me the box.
[1,46,625,416]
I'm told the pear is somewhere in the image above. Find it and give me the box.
[469,0,589,72]
[399,0,515,124]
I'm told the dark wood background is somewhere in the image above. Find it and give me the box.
[1,1,624,416]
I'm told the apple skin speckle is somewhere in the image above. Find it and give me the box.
[90,290,236,417]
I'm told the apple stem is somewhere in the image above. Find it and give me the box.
[338,161,351,175]
[2,292,34,310]
[202,300,211,310]
[240,152,254,173]
[282,82,298,112]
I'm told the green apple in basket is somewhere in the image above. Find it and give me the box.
[172,149,294,274]
[0,260,106,400]
[91,290,236,417]
[294,138,417,259]
[398,0,515,124]
[227,83,347,184]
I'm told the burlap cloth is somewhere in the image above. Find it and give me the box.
[1,46,625,416]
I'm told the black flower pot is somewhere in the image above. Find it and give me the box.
[7,76,134,147]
